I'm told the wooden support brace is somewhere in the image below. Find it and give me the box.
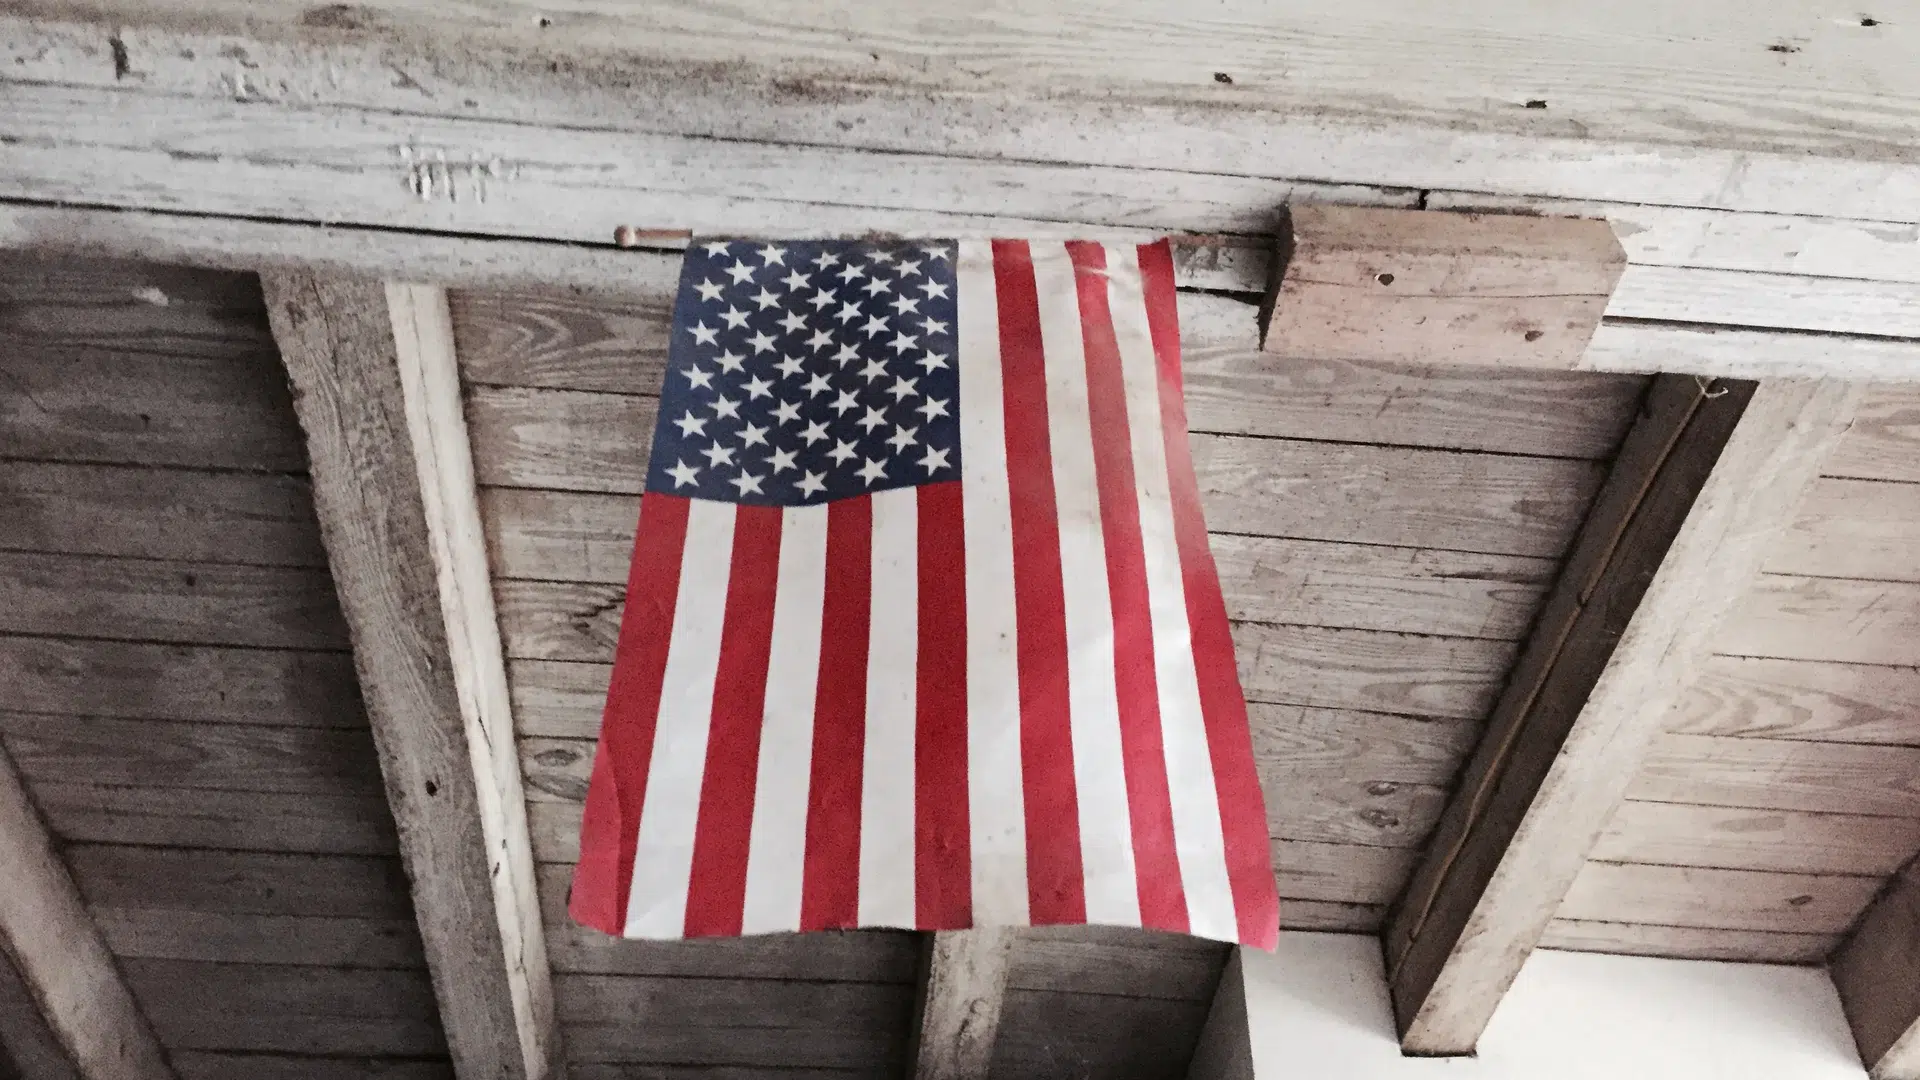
[1260,204,1625,369]
[0,740,172,1080]
[909,930,1016,1080]
[1835,855,1920,1078]
[262,273,562,1080]
[1382,374,1863,1054]
[1187,951,1253,1080]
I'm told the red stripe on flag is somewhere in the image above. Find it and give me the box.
[1067,241,1189,933]
[992,239,1087,926]
[914,480,971,928]
[1138,241,1279,947]
[570,492,691,935]
[682,504,783,936]
[801,495,872,930]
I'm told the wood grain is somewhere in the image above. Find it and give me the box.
[0,551,349,651]
[1277,900,1385,933]
[556,975,911,1068]
[1538,921,1839,964]
[92,908,427,970]
[169,1054,452,1080]
[1558,862,1881,934]
[26,781,398,855]
[1004,927,1225,1001]
[1666,654,1920,745]
[0,637,365,728]
[1633,733,1920,817]
[0,713,383,797]
[1719,574,1920,666]
[508,659,612,739]
[66,845,415,920]
[122,959,446,1058]
[1771,476,1920,583]
[0,461,325,567]
[447,287,1646,458]
[1262,205,1624,369]
[0,343,306,471]
[1825,386,1920,484]
[0,253,274,359]
[1595,801,1920,876]
[911,929,1015,1080]
[464,384,1606,556]
[989,990,1208,1080]
[1272,840,1416,907]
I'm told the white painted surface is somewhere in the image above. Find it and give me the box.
[1240,934,1866,1079]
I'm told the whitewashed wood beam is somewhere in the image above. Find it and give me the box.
[909,929,1016,1080]
[4,3,1917,222]
[0,739,173,1080]
[261,272,563,1080]
[4,201,1917,381]
[1833,856,1920,1079]
[1382,375,1864,1054]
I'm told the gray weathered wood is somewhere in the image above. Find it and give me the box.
[25,783,397,856]
[557,975,909,1068]
[1187,951,1252,1080]
[1827,388,1920,484]
[261,272,560,1080]
[1835,854,1920,1078]
[911,930,1016,1080]
[1772,476,1920,583]
[1261,205,1625,369]
[1384,375,1863,1053]
[1719,574,1920,667]
[1632,734,1920,818]
[0,739,174,1080]
[1666,655,1920,745]
[1538,921,1840,964]
[91,908,427,970]
[0,917,81,1080]
[1596,801,1920,876]
[0,638,363,728]
[66,846,414,920]
[122,960,444,1058]
[1559,862,1880,934]
[169,1054,452,1080]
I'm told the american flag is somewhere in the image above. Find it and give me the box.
[569,238,1278,946]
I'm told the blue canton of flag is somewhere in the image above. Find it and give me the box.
[648,239,962,505]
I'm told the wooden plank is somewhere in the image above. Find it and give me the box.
[556,975,910,1068]
[0,552,349,652]
[0,343,305,472]
[1538,921,1839,964]
[1558,862,1881,935]
[448,287,1647,457]
[1632,733,1920,818]
[0,919,81,1080]
[91,908,427,969]
[1834,855,1920,1077]
[65,846,415,920]
[170,1054,452,1080]
[1277,901,1384,933]
[263,272,558,1080]
[1272,840,1416,907]
[508,659,611,739]
[989,990,1209,1080]
[464,385,1606,557]
[121,960,445,1058]
[1719,574,1920,666]
[0,638,364,729]
[1823,386,1920,484]
[1594,801,1920,876]
[26,782,397,855]
[1771,476,1920,582]
[1250,706,1479,785]
[0,740,174,1079]
[1260,205,1624,369]
[1005,927,1225,1001]
[1667,654,1920,744]
[1384,376,1863,1054]
[481,487,1558,639]
[0,713,384,797]
[1578,321,1920,381]
[0,462,325,567]
[1188,951,1252,1080]
[0,253,274,359]
[910,930,1015,1080]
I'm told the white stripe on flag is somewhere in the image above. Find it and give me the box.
[859,486,919,927]
[957,239,1029,925]
[1029,242,1141,926]
[739,503,828,934]
[1106,245,1238,941]
[625,498,736,937]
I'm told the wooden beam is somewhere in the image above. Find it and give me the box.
[1382,374,1863,1054]
[1834,854,1920,1078]
[261,273,563,1080]
[0,736,172,1080]
[909,930,1016,1080]
[1187,950,1253,1080]
[1260,205,1626,369]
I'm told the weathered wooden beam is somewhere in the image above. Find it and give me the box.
[1382,374,1864,1054]
[1259,205,1626,369]
[261,273,563,1080]
[1187,950,1253,1080]
[1833,855,1920,1078]
[0,738,172,1080]
[909,930,1016,1080]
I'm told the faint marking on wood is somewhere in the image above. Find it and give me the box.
[1719,574,1920,667]
[910,930,1015,1080]
[1595,801,1920,876]
[1632,734,1920,818]
[1538,921,1839,964]
[1666,655,1920,745]
[1260,205,1625,369]
[1559,862,1880,934]
[1383,376,1863,1054]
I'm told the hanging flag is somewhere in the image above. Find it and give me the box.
[570,238,1278,947]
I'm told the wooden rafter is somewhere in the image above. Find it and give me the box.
[1834,857,1920,1079]
[1383,375,1864,1053]
[909,930,1017,1080]
[0,738,172,1080]
[262,273,562,1080]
